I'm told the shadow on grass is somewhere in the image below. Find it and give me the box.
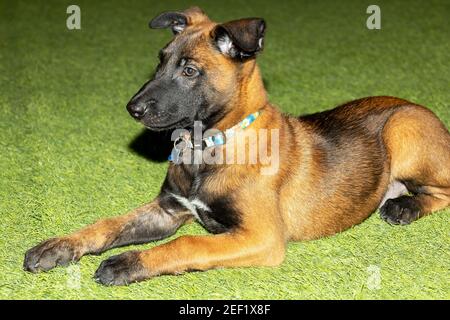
[127,77,271,163]
[128,129,173,162]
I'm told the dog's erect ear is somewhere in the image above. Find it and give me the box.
[149,7,208,35]
[213,18,266,60]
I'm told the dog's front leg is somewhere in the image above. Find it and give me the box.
[94,228,286,286]
[23,197,191,273]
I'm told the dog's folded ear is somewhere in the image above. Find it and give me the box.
[149,7,208,35]
[213,18,266,60]
[149,11,187,34]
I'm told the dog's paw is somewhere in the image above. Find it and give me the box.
[24,237,81,273]
[94,251,148,286]
[380,196,421,225]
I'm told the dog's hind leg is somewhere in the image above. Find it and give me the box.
[380,188,450,225]
[23,197,191,273]
[380,105,450,225]
[378,180,409,209]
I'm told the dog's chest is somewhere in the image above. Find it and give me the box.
[162,165,241,234]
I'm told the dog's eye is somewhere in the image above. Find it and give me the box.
[182,66,198,77]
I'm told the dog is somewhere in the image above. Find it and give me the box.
[24,7,450,285]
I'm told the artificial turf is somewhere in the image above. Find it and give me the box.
[0,0,449,299]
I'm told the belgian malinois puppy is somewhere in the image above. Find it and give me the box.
[24,7,450,285]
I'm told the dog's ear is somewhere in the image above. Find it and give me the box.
[149,7,208,35]
[213,18,266,60]
[149,11,187,34]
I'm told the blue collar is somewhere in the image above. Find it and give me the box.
[168,110,262,162]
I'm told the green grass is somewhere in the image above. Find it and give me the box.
[1,0,449,299]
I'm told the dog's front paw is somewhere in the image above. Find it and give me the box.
[94,251,148,286]
[24,237,81,273]
[380,196,421,225]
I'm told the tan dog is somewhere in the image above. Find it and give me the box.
[24,7,450,285]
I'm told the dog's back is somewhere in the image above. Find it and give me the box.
[278,96,450,240]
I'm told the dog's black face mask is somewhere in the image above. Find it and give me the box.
[126,36,210,131]
[126,8,265,131]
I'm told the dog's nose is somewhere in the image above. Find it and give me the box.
[127,101,149,119]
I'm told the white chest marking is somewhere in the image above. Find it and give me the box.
[169,193,211,224]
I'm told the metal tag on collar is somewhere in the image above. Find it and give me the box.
[173,133,193,150]
[168,147,182,163]
[169,132,193,163]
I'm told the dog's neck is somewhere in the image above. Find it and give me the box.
[214,61,268,131]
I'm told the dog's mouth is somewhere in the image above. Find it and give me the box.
[142,117,193,131]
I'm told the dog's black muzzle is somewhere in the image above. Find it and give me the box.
[126,98,157,120]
